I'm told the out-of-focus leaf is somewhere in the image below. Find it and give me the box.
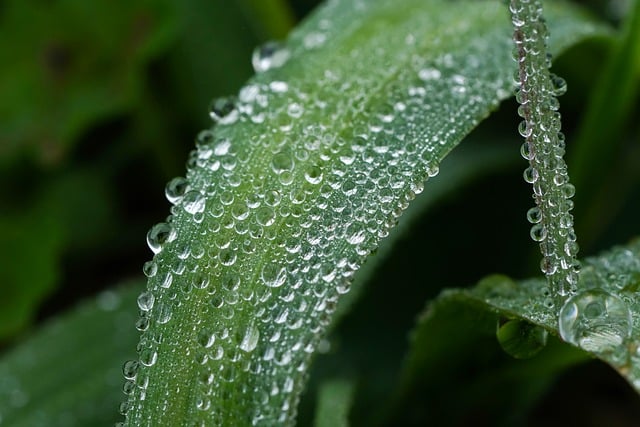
[313,378,354,427]
[0,214,63,338]
[0,169,116,340]
[0,0,177,167]
[0,280,142,427]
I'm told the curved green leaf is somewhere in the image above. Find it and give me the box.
[122,0,606,425]
[0,281,142,427]
[398,239,640,410]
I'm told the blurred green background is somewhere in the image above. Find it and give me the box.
[0,0,639,425]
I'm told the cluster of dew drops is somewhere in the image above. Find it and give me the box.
[116,25,461,424]
[510,0,633,361]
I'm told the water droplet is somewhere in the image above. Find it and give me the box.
[559,289,632,354]
[523,166,538,184]
[497,319,548,359]
[530,223,546,242]
[261,264,287,288]
[182,191,206,215]
[209,97,238,124]
[137,292,155,312]
[252,41,290,73]
[418,67,441,81]
[550,73,567,96]
[165,177,189,204]
[304,165,323,185]
[122,360,139,380]
[146,223,177,254]
[271,151,294,174]
[239,324,260,353]
[526,206,542,224]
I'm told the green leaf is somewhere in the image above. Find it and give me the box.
[570,0,640,245]
[393,239,640,425]
[0,280,142,427]
[0,169,117,340]
[122,0,606,425]
[313,378,355,427]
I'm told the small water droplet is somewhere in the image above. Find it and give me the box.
[559,289,632,354]
[252,41,290,73]
[209,97,238,124]
[550,73,567,96]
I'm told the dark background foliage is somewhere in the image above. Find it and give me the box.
[0,0,638,425]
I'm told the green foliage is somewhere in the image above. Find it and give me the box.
[0,0,638,426]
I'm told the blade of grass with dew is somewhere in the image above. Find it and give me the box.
[121,0,607,425]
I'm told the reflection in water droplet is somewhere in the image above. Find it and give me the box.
[261,264,287,288]
[496,319,548,359]
[146,223,177,254]
[240,324,260,353]
[209,97,238,124]
[559,289,632,354]
[252,41,290,73]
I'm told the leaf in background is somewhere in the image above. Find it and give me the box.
[313,378,355,427]
[122,0,605,425]
[0,169,117,341]
[0,214,63,339]
[0,0,177,168]
[0,280,142,427]
[392,239,640,425]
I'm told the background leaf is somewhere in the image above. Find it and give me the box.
[0,281,142,427]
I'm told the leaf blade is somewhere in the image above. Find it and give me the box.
[122,0,608,425]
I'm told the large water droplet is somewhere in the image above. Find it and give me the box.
[252,41,290,73]
[165,177,189,204]
[261,264,287,288]
[496,319,548,359]
[239,324,260,353]
[146,223,177,254]
[559,289,632,354]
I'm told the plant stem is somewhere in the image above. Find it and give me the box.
[509,0,580,307]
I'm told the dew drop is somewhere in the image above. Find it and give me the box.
[252,41,290,73]
[137,292,155,312]
[182,191,206,215]
[240,324,260,353]
[526,206,542,224]
[146,223,177,254]
[550,73,567,97]
[165,177,189,204]
[122,360,139,380]
[271,151,294,174]
[559,289,632,354]
[261,264,287,288]
[304,165,323,185]
[496,319,548,359]
[209,97,238,124]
